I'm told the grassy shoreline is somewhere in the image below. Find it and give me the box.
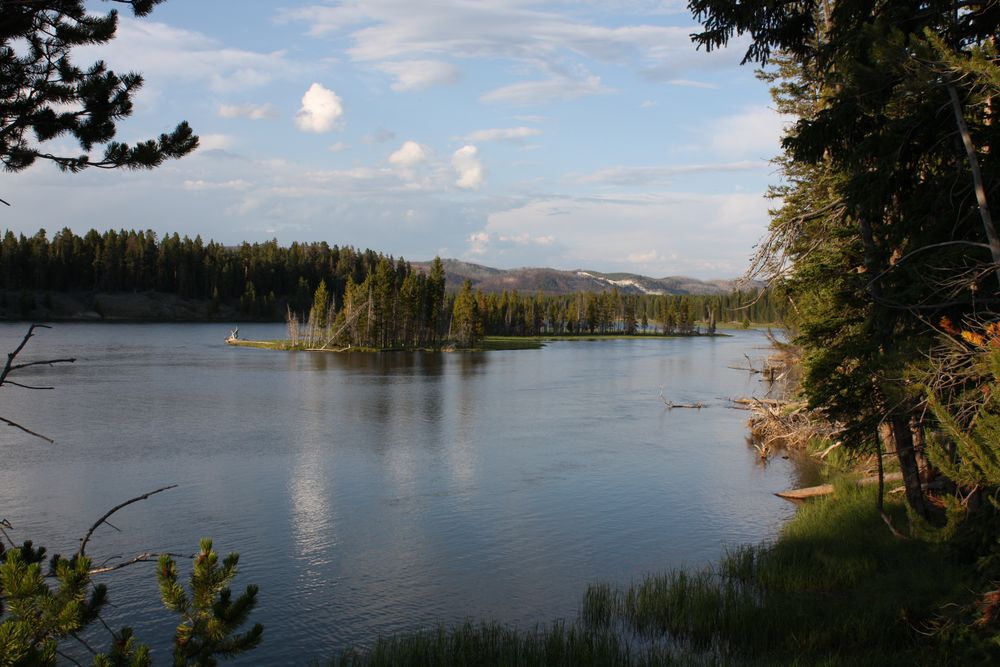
[328,481,989,666]
[226,332,732,353]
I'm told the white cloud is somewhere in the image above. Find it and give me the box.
[388,140,429,168]
[481,75,609,105]
[375,59,460,91]
[388,140,430,181]
[704,105,793,161]
[452,145,483,189]
[462,127,542,143]
[196,134,236,152]
[218,103,279,120]
[82,18,299,94]
[279,2,728,101]
[295,83,344,133]
[183,179,250,191]
[282,2,694,66]
[574,161,767,186]
[627,249,658,263]
[478,191,771,276]
[467,231,490,255]
[328,141,346,152]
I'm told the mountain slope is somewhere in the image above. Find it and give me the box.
[413,259,753,295]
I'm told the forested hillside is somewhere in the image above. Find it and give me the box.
[0,228,783,329]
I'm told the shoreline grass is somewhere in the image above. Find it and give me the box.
[328,484,992,666]
[226,332,735,353]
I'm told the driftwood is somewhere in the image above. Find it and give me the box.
[776,472,903,500]
[731,397,786,407]
[658,386,704,409]
[88,550,193,575]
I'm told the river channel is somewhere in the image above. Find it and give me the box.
[0,322,810,663]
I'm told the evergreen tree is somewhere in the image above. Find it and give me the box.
[0,1,197,176]
[451,280,481,348]
[157,539,263,666]
[689,0,1000,515]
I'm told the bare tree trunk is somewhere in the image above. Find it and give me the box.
[948,84,1000,289]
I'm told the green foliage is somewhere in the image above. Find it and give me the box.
[0,1,197,174]
[158,539,262,666]
[0,535,260,667]
[583,486,979,665]
[92,628,151,667]
[311,280,331,329]
[0,541,108,666]
[927,347,1000,490]
[330,620,645,667]
[450,280,482,348]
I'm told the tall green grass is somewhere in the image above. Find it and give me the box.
[330,486,990,665]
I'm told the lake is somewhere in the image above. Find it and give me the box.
[0,322,809,664]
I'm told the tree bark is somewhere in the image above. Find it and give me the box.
[889,414,930,519]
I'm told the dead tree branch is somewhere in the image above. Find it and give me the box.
[78,484,177,557]
[0,415,55,443]
[1,324,76,442]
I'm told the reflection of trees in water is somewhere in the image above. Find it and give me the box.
[456,351,490,377]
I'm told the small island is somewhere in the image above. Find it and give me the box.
[221,257,744,354]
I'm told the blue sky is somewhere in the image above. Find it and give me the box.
[5,1,787,279]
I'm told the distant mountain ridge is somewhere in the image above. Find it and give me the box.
[413,259,756,296]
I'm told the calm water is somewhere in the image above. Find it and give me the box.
[0,323,807,663]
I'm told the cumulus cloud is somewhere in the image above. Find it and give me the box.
[388,140,430,180]
[218,103,278,120]
[463,127,542,143]
[295,83,344,133]
[388,140,428,168]
[452,145,483,189]
[376,59,460,91]
[328,141,346,152]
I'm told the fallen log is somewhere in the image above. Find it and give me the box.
[776,472,903,501]
[731,397,786,406]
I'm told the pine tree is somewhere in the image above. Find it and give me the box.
[0,1,197,177]
[158,539,263,667]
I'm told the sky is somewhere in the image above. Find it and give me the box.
[4,1,788,279]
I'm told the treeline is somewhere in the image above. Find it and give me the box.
[1,228,782,341]
[470,287,781,337]
[0,227,424,318]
